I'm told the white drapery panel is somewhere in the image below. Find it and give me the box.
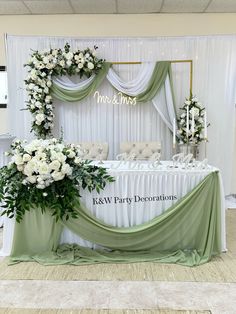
[106,62,155,95]
[53,74,95,90]
[6,35,236,194]
[52,62,176,134]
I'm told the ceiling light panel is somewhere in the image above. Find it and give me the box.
[70,0,116,14]
[205,0,236,12]
[24,0,73,14]
[161,0,210,13]
[0,1,30,14]
[117,0,163,13]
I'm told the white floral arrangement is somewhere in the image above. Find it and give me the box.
[25,43,104,139]
[177,95,208,145]
[0,138,114,222]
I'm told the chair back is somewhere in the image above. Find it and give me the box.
[120,142,161,160]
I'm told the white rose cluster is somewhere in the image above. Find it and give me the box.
[10,138,83,190]
[25,43,104,138]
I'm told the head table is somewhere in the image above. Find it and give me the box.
[0,160,226,266]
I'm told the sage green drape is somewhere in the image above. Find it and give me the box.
[135,61,172,103]
[51,61,175,106]
[50,62,111,102]
[10,172,221,266]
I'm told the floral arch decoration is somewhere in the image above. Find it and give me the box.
[25,44,176,140]
[25,43,105,139]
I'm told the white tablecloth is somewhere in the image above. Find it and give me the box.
[0,161,226,256]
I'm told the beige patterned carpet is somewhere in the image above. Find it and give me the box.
[0,210,235,283]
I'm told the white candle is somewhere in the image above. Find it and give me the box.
[186,105,189,137]
[204,110,207,139]
[191,110,195,136]
[173,118,176,147]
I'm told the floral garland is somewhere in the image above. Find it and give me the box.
[0,138,114,222]
[25,43,104,139]
[177,95,208,145]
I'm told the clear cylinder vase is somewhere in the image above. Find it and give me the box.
[178,143,199,159]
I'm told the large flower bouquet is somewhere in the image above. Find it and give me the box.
[177,96,208,145]
[0,138,114,223]
[25,43,105,138]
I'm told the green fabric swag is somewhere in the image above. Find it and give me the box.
[9,172,221,266]
[50,62,111,102]
[51,61,175,106]
[136,61,172,103]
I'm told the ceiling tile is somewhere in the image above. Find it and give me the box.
[24,0,73,14]
[205,0,236,12]
[70,0,116,14]
[0,1,30,14]
[117,0,163,13]
[161,0,210,13]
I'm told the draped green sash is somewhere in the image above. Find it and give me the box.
[10,172,222,266]
[51,61,174,104]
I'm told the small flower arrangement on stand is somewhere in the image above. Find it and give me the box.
[176,95,208,158]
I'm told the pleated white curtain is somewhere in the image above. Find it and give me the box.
[6,34,236,194]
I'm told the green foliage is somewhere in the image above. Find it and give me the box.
[0,160,114,223]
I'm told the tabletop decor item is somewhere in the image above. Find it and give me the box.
[0,138,114,223]
[25,43,105,139]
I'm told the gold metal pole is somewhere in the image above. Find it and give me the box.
[111,59,193,97]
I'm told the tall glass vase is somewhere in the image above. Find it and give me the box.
[178,143,199,159]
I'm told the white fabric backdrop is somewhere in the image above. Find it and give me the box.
[6,35,236,194]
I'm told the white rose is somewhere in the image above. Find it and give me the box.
[46,63,54,70]
[67,150,76,158]
[59,60,65,67]
[17,165,24,171]
[51,171,65,181]
[38,163,49,175]
[43,56,49,64]
[45,95,52,103]
[26,176,37,184]
[49,160,61,171]
[56,152,67,163]
[61,164,72,175]
[13,155,24,165]
[29,83,35,90]
[23,164,34,176]
[46,80,52,88]
[74,157,82,164]
[87,62,94,70]
[35,101,42,108]
[44,87,49,94]
[23,154,31,162]
[65,52,73,60]
[35,113,45,125]
[66,60,72,67]
[78,63,83,69]
[78,52,84,58]
[52,49,58,56]
[36,184,46,189]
